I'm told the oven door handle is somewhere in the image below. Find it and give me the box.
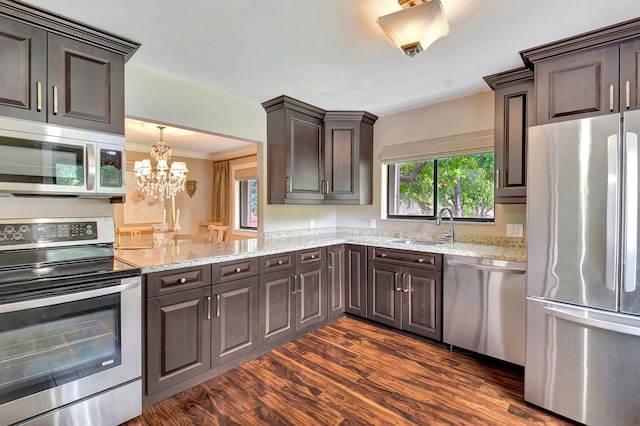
[0,276,140,314]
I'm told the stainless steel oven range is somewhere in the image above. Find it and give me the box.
[0,217,141,426]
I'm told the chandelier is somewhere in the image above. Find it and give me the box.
[133,125,189,201]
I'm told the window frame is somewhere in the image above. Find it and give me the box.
[238,178,258,230]
[386,154,495,223]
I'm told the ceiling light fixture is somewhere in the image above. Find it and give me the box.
[133,125,189,201]
[377,0,449,57]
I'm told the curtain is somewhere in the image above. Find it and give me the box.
[211,160,229,225]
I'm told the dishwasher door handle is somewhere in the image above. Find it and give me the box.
[447,260,526,275]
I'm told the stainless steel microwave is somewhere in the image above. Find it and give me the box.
[0,116,126,199]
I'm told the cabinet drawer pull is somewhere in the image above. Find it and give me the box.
[206,296,211,320]
[36,81,42,112]
[235,267,242,273]
[626,80,631,110]
[216,294,221,318]
[179,277,187,284]
[277,260,283,265]
[610,84,615,112]
[310,255,315,259]
[53,85,59,115]
[417,258,424,263]
[380,253,387,258]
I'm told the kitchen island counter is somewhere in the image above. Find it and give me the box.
[115,233,525,273]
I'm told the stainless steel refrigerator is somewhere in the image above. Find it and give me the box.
[526,110,640,425]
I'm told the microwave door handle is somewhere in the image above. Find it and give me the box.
[624,132,638,293]
[86,144,96,191]
[605,134,620,292]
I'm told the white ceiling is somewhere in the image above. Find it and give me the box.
[20,0,640,152]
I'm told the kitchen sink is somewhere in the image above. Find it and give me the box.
[388,239,445,246]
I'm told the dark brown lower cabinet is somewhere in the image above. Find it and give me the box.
[327,245,345,320]
[211,277,259,366]
[259,252,327,347]
[146,286,212,395]
[259,269,296,347]
[368,259,442,341]
[297,261,327,332]
[345,244,367,317]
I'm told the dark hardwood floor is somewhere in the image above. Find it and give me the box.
[123,317,573,425]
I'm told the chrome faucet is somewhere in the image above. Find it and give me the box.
[436,207,454,243]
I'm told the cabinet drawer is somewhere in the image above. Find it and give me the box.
[297,248,326,266]
[368,247,442,271]
[147,265,211,298]
[260,252,295,273]
[213,258,259,283]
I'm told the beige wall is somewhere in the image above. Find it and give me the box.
[336,90,528,238]
[113,151,214,234]
[125,64,265,144]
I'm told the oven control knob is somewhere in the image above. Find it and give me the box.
[0,233,5,241]
[4,225,14,233]
[19,225,29,233]
[13,232,23,240]
[86,229,94,235]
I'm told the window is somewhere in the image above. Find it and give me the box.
[387,153,494,221]
[239,178,258,229]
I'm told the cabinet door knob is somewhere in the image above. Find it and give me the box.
[179,277,187,284]
[235,267,241,273]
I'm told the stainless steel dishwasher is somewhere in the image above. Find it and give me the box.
[443,254,526,366]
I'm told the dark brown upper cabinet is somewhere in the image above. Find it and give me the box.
[521,17,640,124]
[0,3,139,134]
[0,15,46,122]
[324,111,377,204]
[262,95,377,205]
[535,46,619,124]
[484,67,535,204]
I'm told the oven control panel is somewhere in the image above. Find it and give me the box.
[0,221,97,245]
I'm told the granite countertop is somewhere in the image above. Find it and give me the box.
[115,233,526,274]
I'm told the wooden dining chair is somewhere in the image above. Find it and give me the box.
[116,226,153,247]
[199,221,223,233]
[207,224,229,242]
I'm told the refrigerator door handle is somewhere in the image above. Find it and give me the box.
[605,134,620,292]
[624,132,638,293]
[543,305,640,337]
